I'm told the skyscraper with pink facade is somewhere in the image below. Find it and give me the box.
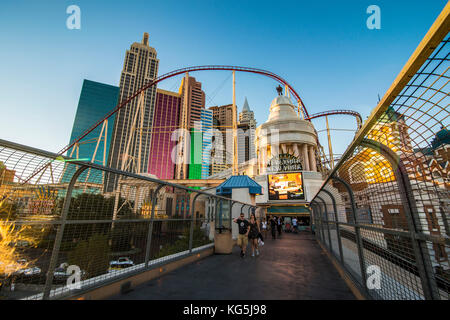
[148,89,181,179]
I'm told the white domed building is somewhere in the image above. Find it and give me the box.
[255,95,318,174]
[251,95,324,222]
[209,93,325,223]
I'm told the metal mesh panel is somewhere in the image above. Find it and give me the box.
[425,240,449,299]
[358,227,425,299]
[1,145,68,300]
[338,225,363,282]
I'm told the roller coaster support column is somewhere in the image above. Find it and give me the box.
[326,116,334,169]
[298,101,305,119]
[232,70,238,175]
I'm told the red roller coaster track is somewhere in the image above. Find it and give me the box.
[306,109,363,128]
[59,65,309,157]
[22,65,309,184]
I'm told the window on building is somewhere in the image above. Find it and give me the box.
[433,243,447,262]
[166,198,173,217]
[424,205,439,231]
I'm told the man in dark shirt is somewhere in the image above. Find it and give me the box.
[233,213,250,258]
[277,216,283,237]
[269,215,277,239]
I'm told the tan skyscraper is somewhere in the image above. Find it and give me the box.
[175,75,206,179]
[179,76,205,127]
[209,104,235,175]
[106,33,159,191]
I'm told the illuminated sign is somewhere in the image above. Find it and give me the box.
[28,186,58,215]
[267,154,303,173]
[55,156,90,162]
[267,172,305,201]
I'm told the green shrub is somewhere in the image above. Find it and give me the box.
[155,226,211,259]
[68,234,111,277]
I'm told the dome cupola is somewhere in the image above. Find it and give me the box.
[268,96,299,122]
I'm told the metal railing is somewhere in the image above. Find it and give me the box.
[0,139,257,300]
[311,4,450,300]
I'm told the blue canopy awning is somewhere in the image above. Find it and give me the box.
[216,175,262,195]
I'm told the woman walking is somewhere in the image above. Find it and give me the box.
[248,214,260,257]
[251,212,264,246]
[261,217,268,241]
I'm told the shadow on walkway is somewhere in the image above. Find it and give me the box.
[111,232,355,300]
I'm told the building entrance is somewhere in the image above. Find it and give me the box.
[270,215,311,233]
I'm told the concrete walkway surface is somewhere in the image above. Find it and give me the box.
[111,232,355,300]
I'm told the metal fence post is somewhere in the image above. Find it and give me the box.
[317,196,333,252]
[207,196,214,240]
[229,200,233,230]
[43,165,88,300]
[332,175,368,293]
[311,202,319,239]
[319,202,327,244]
[217,199,223,229]
[309,204,315,235]
[228,200,234,239]
[312,202,323,243]
[312,202,322,241]
[144,184,164,268]
[322,189,344,264]
[211,197,216,223]
[189,193,203,252]
[316,202,325,244]
[240,204,246,217]
[206,197,212,222]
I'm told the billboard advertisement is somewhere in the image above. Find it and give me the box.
[267,172,305,201]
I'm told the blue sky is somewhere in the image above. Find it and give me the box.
[0,0,446,156]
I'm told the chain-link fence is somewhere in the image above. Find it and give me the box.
[0,139,254,300]
[311,6,449,300]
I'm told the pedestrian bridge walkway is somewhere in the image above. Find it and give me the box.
[110,232,355,300]
[0,4,448,301]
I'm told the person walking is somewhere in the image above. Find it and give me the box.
[248,214,260,257]
[250,212,264,247]
[233,213,250,258]
[269,215,277,239]
[277,216,283,237]
[292,216,298,234]
[261,217,268,241]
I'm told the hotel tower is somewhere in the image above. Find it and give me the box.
[106,33,159,191]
